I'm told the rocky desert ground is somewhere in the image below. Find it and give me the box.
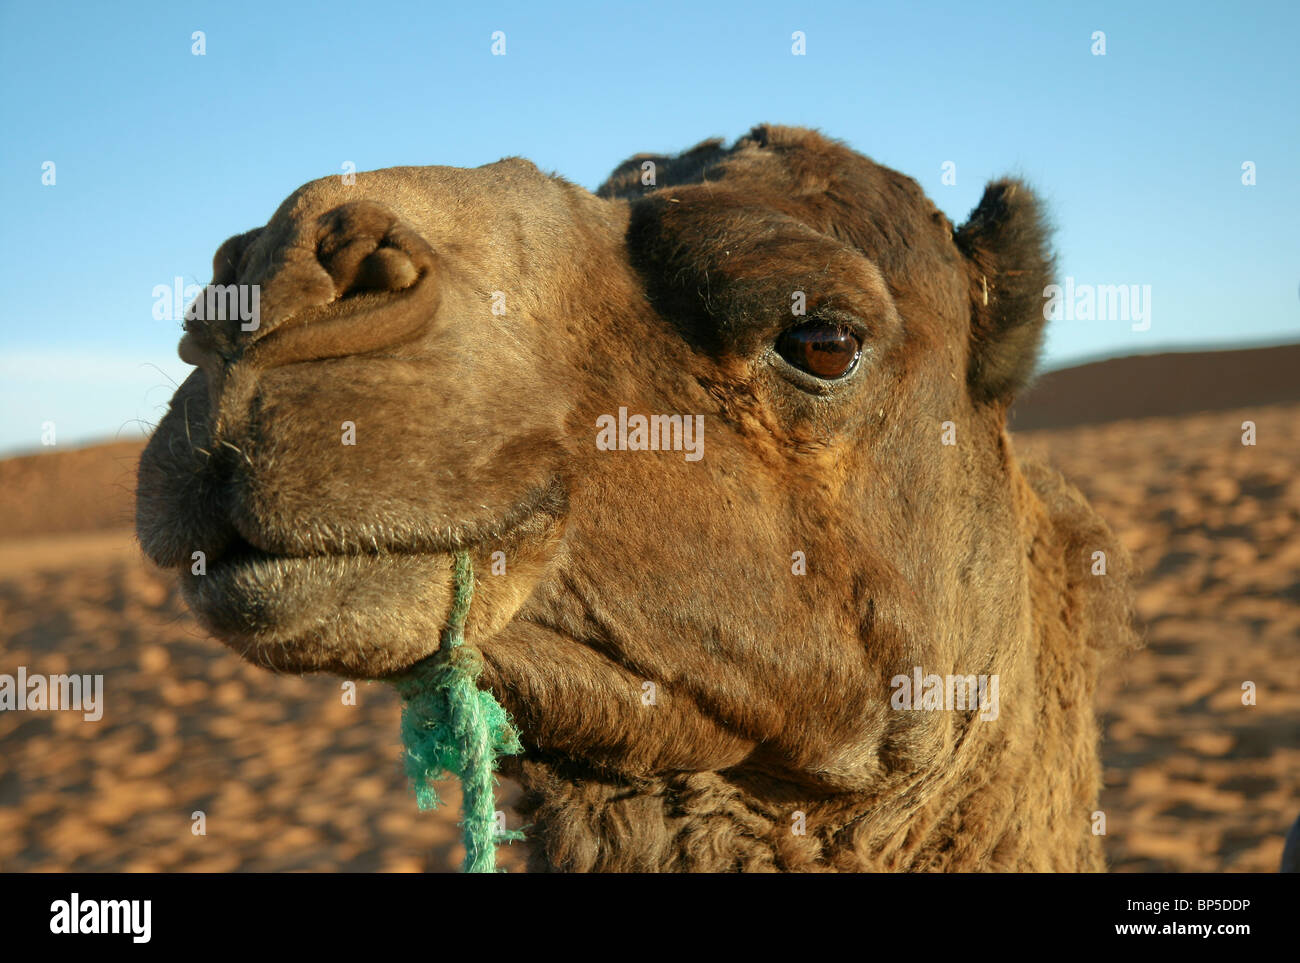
[1,346,1296,872]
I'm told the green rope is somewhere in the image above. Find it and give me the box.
[390,551,524,872]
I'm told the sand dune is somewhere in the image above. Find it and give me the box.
[1,345,1296,872]
[0,440,143,539]
[1010,342,1300,430]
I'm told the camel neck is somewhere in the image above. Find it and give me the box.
[504,748,1101,872]
[506,758,844,871]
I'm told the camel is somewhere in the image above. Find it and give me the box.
[136,125,1138,872]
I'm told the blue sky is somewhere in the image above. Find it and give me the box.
[1,0,1296,454]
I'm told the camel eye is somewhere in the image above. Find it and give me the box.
[776,323,861,379]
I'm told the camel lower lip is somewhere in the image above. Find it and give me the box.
[180,548,463,676]
[191,543,429,580]
[176,496,563,676]
[181,547,444,623]
[196,537,430,574]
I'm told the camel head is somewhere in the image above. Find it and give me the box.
[138,125,1134,867]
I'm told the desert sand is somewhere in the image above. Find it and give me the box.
[1,348,1296,872]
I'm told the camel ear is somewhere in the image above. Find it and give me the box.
[953,180,1055,404]
[596,137,727,199]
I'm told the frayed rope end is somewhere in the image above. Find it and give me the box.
[389,551,524,873]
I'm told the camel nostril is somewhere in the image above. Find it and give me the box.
[189,199,440,370]
[350,245,420,293]
[312,202,432,301]
[241,208,439,369]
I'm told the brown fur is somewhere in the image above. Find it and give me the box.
[137,125,1138,871]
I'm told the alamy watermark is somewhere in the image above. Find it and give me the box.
[0,666,103,721]
[153,277,261,331]
[890,667,999,722]
[50,893,150,943]
[595,407,704,462]
[1042,277,1150,331]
